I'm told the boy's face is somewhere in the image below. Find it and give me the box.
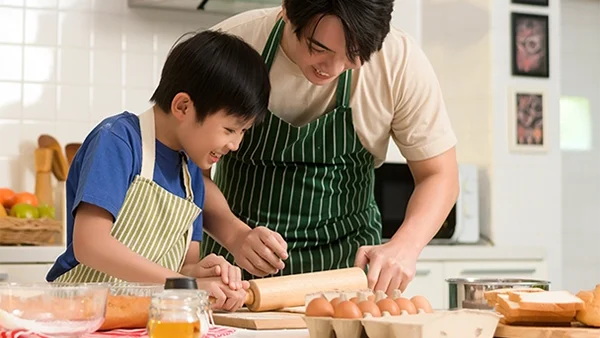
[282,12,362,86]
[178,108,254,170]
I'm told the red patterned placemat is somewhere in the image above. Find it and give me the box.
[0,326,236,338]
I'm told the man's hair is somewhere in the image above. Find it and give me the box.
[151,30,271,124]
[283,0,394,64]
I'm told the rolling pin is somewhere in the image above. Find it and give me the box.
[212,267,368,312]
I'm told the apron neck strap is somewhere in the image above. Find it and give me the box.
[139,108,156,180]
[262,17,353,108]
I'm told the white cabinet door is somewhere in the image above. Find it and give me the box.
[443,260,548,281]
[0,264,53,283]
[401,262,445,310]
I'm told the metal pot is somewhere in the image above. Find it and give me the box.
[445,278,551,310]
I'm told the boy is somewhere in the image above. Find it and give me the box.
[46,30,271,312]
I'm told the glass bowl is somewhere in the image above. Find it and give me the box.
[99,282,164,331]
[0,282,109,337]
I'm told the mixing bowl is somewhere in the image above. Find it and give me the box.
[445,278,551,310]
[0,282,109,337]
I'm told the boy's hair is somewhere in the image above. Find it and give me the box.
[283,0,393,64]
[151,30,271,124]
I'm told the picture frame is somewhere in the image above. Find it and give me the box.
[511,12,549,78]
[511,0,548,6]
[508,88,547,153]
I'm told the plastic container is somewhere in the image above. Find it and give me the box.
[0,282,109,337]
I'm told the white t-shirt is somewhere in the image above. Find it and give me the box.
[211,7,457,166]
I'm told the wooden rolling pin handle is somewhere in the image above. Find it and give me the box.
[35,172,54,206]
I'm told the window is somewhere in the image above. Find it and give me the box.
[560,96,592,151]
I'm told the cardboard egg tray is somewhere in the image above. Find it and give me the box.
[303,290,501,338]
[303,310,501,338]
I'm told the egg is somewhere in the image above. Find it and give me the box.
[376,298,401,316]
[305,296,334,317]
[333,300,363,319]
[357,300,382,317]
[410,295,434,313]
[330,296,342,308]
[394,297,417,315]
[349,296,359,304]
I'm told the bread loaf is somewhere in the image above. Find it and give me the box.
[507,290,585,312]
[484,287,545,306]
[99,294,152,331]
[575,284,600,327]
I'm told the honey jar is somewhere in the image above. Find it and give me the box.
[147,288,210,338]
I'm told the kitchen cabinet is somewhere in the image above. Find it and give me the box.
[0,264,52,283]
[401,262,445,310]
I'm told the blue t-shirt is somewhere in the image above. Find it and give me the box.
[46,112,205,282]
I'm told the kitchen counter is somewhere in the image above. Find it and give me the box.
[0,244,545,264]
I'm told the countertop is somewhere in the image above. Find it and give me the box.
[0,244,545,264]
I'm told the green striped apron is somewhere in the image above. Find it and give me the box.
[55,108,201,283]
[201,18,382,279]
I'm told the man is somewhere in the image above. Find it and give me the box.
[201,0,459,295]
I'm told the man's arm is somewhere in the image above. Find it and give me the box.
[200,170,252,251]
[389,147,459,253]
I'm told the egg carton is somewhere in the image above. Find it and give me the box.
[303,309,501,338]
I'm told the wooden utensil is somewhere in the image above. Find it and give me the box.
[34,148,54,206]
[65,143,81,166]
[38,134,69,182]
[495,322,600,337]
[227,267,367,312]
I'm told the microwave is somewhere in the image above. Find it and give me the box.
[373,162,480,244]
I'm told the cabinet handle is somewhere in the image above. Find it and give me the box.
[0,272,7,281]
[460,269,536,275]
[415,269,431,277]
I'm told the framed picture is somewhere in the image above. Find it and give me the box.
[511,12,549,78]
[511,0,548,6]
[508,88,547,153]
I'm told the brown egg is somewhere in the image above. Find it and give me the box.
[358,300,382,317]
[349,296,359,304]
[410,295,433,313]
[305,296,334,317]
[376,298,401,316]
[394,297,417,315]
[330,296,342,308]
[333,300,363,319]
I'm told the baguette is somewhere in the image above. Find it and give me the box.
[507,290,585,312]
[575,284,600,327]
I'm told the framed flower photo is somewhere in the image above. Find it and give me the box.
[509,88,547,153]
[511,12,549,78]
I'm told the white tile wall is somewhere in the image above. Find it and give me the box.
[0,0,227,195]
[560,0,600,294]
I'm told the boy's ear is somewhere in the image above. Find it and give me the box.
[171,92,193,122]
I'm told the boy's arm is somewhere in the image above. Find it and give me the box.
[73,202,183,283]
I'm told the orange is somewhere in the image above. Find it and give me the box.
[0,188,16,208]
[13,192,38,207]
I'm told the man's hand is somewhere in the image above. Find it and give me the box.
[354,241,418,295]
[230,226,289,276]
[197,277,249,312]
[182,254,248,290]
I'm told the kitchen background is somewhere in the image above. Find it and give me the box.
[0,0,598,300]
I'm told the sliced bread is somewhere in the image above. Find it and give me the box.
[484,287,545,304]
[507,290,585,312]
[496,294,576,319]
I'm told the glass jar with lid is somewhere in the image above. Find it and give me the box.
[147,288,211,338]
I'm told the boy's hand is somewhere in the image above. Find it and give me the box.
[187,254,248,290]
[197,277,249,312]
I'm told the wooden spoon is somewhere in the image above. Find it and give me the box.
[65,143,81,167]
[34,148,54,206]
[38,135,69,182]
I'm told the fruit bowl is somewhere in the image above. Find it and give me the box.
[0,282,109,337]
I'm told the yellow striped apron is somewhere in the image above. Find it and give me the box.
[55,108,201,283]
